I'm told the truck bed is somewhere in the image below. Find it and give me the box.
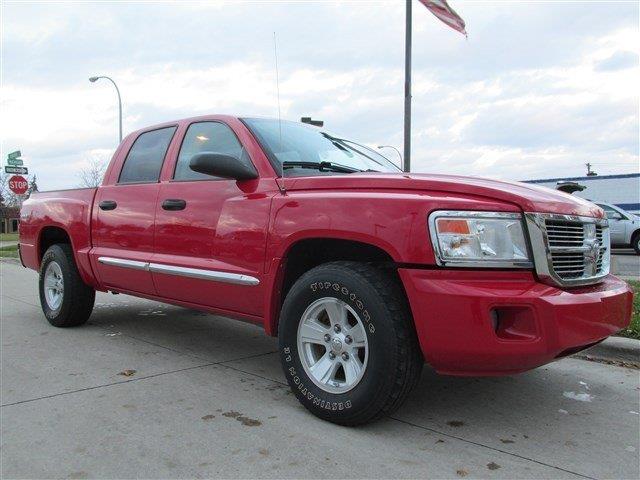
[19,188,98,285]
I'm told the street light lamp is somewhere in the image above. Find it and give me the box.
[89,75,123,143]
[377,145,402,169]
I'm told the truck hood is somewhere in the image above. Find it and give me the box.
[283,173,604,218]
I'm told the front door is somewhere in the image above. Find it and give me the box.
[599,204,626,244]
[151,121,270,317]
[92,126,177,294]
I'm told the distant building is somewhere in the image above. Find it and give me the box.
[0,206,20,234]
[523,173,640,215]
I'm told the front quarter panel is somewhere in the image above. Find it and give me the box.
[267,190,520,265]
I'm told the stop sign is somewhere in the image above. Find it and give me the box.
[8,175,28,195]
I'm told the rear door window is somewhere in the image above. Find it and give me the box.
[119,127,176,184]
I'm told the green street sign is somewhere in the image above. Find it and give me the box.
[7,150,21,161]
[7,158,23,166]
[5,166,28,175]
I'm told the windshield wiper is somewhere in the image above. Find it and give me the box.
[282,160,362,174]
[320,132,392,171]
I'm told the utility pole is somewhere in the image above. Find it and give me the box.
[586,163,597,176]
[403,0,412,173]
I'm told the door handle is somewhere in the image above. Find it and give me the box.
[162,199,187,211]
[99,200,117,211]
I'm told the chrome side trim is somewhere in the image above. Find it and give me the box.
[148,263,260,286]
[98,256,149,271]
[97,256,259,286]
[427,210,533,269]
[524,212,610,287]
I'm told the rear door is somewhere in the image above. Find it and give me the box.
[92,126,177,294]
[150,120,271,317]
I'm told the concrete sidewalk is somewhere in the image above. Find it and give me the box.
[1,262,639,479]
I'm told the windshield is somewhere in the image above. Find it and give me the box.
[242,118,401,176]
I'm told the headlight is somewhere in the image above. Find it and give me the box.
[428,211,532,268]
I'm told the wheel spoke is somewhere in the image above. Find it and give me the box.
[324,300,347,326]
[299,321,329,345]
[346,323,367,348]
[342,356,363,385]
[310,354,338,384]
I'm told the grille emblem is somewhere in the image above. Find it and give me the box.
[583,224,599,277]
[584,238,600,276]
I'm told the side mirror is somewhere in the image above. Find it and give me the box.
[189,152,258,181]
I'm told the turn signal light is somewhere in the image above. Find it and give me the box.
[436,218,470,234]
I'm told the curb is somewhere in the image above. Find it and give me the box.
[575,336,640,366]
[617,275,640,282]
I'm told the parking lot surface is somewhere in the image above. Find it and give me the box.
[611,251,640,278]
[1,261,639,479]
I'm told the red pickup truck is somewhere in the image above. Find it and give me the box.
[19,115,633,425]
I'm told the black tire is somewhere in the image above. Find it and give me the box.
[632,232,640,255]
[39,244,95,327]
[278,261,423,426]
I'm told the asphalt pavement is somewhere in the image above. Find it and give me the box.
[1,261,639,479]
[611,250,640,278]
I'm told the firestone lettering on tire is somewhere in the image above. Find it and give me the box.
[309,281,375,334]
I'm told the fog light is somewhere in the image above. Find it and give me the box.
[490,306,538,341]
[490,309,499,332]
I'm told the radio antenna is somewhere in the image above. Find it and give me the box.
[273,32,286,195]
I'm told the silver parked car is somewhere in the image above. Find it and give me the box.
[595,202,640,254]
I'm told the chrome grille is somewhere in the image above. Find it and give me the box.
[525,213,610,287]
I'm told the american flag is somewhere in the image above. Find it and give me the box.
[418,0,467,36]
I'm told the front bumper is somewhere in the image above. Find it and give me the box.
[399,269,633,376]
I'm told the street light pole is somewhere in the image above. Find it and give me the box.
[89,76,123,143]
[377,145,403,169]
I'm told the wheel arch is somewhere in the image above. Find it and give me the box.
[38,225,73,263]
[265,236,407,337]
[36,225,97,288]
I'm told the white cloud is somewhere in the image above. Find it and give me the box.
[0,1,638,190]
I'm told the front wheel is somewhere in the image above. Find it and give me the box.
[39,244,95,327]
[278,262,423,425]
[632,233,640,255]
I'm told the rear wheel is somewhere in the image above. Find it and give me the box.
[39,244,95,327]
[278,261,423,425]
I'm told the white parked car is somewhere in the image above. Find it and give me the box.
[595,202,640,254]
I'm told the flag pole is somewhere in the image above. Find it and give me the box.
[403,0,412,173]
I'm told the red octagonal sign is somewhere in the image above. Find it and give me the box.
[8,175,28,195]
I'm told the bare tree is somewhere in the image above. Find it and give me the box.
[77,158,107,188]
[25,175,39,199]
[0,171,20,207]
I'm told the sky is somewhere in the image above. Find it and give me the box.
[1,0,639,191]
